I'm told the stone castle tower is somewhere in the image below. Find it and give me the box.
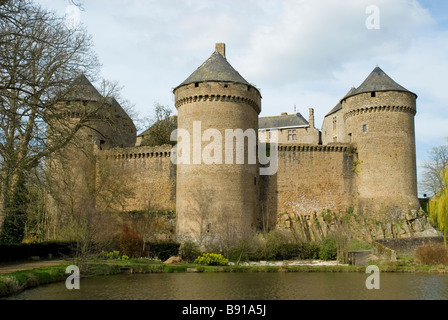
[342,67,419,216]
[173,43,262,246]
[40,45,430,245]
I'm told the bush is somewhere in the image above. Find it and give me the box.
[0,241,76,262]
[194,253,228,266]
[179,241,200,262]
[147,242,181,261]
[101,250,129,260]
[119,225,143,258]
[415,244,448,265]
[275,243,320,260]
[319,237,338,261]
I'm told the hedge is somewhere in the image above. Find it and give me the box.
[0,241,76,263]
[146,242,181,261]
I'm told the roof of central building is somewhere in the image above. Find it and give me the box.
[259,112,309,130]
[174,43,252,90]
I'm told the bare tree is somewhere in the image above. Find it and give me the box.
[139,104,176,147]
[419,140,448,197]
[0,0,100,240]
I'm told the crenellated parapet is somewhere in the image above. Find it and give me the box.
[98,145,173,160]
[277,144,352,153]
[175,93,260,113]
[344,105,416,121]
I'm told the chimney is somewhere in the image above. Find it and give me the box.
[216,43,226,58]
[309,108,315,129]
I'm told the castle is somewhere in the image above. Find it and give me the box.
[47,43,430,246]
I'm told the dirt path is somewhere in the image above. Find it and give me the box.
[0,260,68,274]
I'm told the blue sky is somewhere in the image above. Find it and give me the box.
[36,0,448,195]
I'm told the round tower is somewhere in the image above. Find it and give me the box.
[173,43,262,247]
[342,67,419,218]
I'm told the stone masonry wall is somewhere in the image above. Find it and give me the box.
[96,145,176,213]
[260,144,356,231]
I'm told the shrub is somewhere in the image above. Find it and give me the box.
[179,241,200,262]
[101,250,129,260]
[194,253,228,266]
[275,243,320,260]
[319,237,338,261]
[0,241,76,262]
[147,242,181,261]
[415,244,448,265]
[119,225,143,258]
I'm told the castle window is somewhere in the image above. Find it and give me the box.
[254,177,257,186]
[206,223,211,233]
[224,84,228,88]
[363,124,368,132]
[332,116,337,135]
[371,92,376,98]
[288,129,297,141]
[195,82,199,88]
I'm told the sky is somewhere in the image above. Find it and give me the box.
[36,0,448,196]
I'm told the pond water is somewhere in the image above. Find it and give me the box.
[6,272,448,300]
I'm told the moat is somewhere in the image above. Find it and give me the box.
[6,272,448,300]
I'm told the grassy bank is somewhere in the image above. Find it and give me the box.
[2,258,448,298]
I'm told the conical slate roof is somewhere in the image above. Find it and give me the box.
[175,45,251,89]
[64,74,104,101]
[345,67,417,99]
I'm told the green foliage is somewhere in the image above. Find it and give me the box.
[147,242,181,261]
[0,174,28,244]
[319,237,338,261]
[179,241,200,262]
[275,243,320,260]
[101,250,130,260]
[194,253,229,266]
[428,169,448,247]
[0,241,76,262]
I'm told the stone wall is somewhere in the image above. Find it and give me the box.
[96,145,176,213]
[375,236,444,255]
[260,144,356,232]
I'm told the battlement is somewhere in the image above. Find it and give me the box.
[277,143,352,153]
[99,145,173,160]
[175,93,259,112]
[343,105,416,121]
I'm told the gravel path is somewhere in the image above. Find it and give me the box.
[0,260,68,274]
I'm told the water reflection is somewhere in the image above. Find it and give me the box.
[6,272,448,300]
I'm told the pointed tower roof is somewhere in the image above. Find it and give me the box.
[345,67,417,99]
[64,74,104,101]
[175,43,252,90]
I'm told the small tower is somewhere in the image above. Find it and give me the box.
[55,75,136,150]
[342,67,419,216]
[173,43,262,247]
